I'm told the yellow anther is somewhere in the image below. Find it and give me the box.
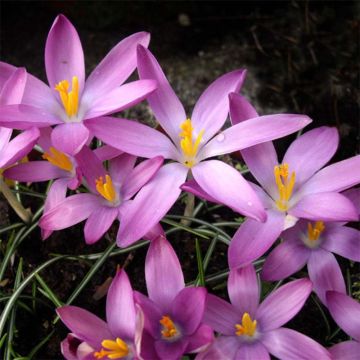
[55,76,79,117]
[42,147,73,172]
[179,119,204,168]
[274,163,296,211]
[235,312,257,337]
[160,315,178,339]
[96,175,116,202]
[307,221,325,241]
[94,338,129,359]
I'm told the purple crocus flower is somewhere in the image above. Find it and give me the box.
[134,235,213,359]
[0,14,156,155]
[39,146,163,245]
[326,291,360,360]
[86,45,311,246]
[58,269,144,359]
[199,264,330,360]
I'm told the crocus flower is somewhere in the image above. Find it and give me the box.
[58,269,144,359]
[199,264,330,360]
[326,291,360,360]
[134,235,213,359]
[39,146,163,245]
[86,45,311,246]
[0,14,156,155]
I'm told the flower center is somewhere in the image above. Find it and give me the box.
[235,312,257,337]
[160,315,178,339]
[307,221,325,241]
[94,338,129,359]
[96,175,116,202]
[42,147,73,172]
[55,76,79,117]
[274,163,296,211]
[179,119,204,168]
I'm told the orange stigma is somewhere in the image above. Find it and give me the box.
[42,147,73,172]
[160,315,178,339]
[96,175,116,202]
[307,221,325,241]
[235,312,257,337]
[94,338,129,359]
[55,76,79,117]
[274,163,296,211]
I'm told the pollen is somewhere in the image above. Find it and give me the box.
[160,315,178,339]
[42,147,73,172]
[96,175,116,202]
[307,221,325,241]
[274,163,296,212]
[94,338,129,359]
[235,312,257,337]
[55,76,79,117]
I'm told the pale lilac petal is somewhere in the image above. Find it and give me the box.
[145,235,184,311]
[289,192,358,222]
[262,328,331,360]
[329,341,360,360]
[83,80,157,119]
[45,14,85,91]
[228,210,284,269]
[191,70,247,142]
[122,156,164,199]
[137,45,186,143]
[180,179,220,204]
[60,334,80,360]
[261,240,310,281]
[200,114,311,160]
[342,187,360,216]
[187,324,214,353]
[308,250,346,305]
[256,278,312,331]
[195,336,239,360]
[39,193,100,230]
[117,162,188,247]
[51,122,90,156]
[249,182,274,209]
[106,153,136,186]
[236,342,270,360]
[93,145,123,162]
[300,155,360,195]
[143,222,165,242]
[228,265,259,317]
[229,93,259,124]
[155,338,188,360]
[0,127,12,152]
[84,206,118,244]
[192,160,266,221]
[77,343,96,360]
[85,32,150,98]
[37,127,52,152]
[106,269,136,339]
[57,306,111,349]
[86,117,178,159]
[172,287,207,335]
[204,294,239,335]
[283,127,339,187]
[0,67,27,105]
[321,226,360,262]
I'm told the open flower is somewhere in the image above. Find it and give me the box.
[86,45,311,246]
[0,14,156,155]
[58,269,144,359]
[134,235,213,359]
[199,264,330,360]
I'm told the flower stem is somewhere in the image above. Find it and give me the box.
[182,192,194,226]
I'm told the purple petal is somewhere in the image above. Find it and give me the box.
[0,127,12,152]
[84,206,118,244]
[191,69,247,142]
[106,269,136,340]
[137,45,186,144]
[200,114,311,160]
[342,187,360,216]
[308,249,346,305]
[180,179,220,204]
[262,328,331,360]
[256,278,312,331]
[228,210,284,269]
[236,342,270,360]
[228,265,259,317]
[85,32,150,98]
[329,341,360,360]
[51,122,90,156]
[145,235,184,311]
[229,93,259,123]
[187,324,214,353]
[93,145,123,162]
[155,338,188,360]
[143,222,165,242]
[86,117,178,159]
[0,67,27,105]
[57,306,111,349]
[108,153,136,185]
[117,162,188,247]
[283,127,339,187]
[289,192,358,222]
[195,336,239,360]
[60,334,81,360]
[192,160,266,221]
[45,14,85,91]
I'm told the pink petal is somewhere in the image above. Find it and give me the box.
[93,145,123,162]
[195,336,239,360]
[60,334,81,360]
[137,45,186,143]
[229,93,259,123]
[143,223,165,242]
[329,341,360,360]
[0,127,12,152]
[192,160,266,221]
[155,338,188,360]
[0,67,27,105]
[228,210,284,269]
[308,249,346,305]
[108,153,137,185]
[145,235,184,311]
[236,342,270,360]
[45,14,85,91]
[187,324,214,353]
[256,278,312,331]
[191,70,247,143]
[180,179,220,204]
[117,162,188,247]
[262,328,331,360]
[342,187,360,216]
